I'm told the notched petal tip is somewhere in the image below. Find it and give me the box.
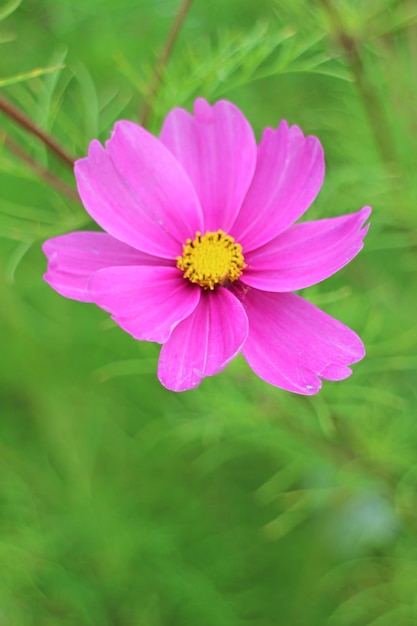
[105,119,149,151]
[241,290,366,395]
[160,96,257,233]
[243,202,372,293]
[41,239,57,261]
[193,97,213,123]
[110,118,139,135]
[74,140,107,191]
[359,205,372,223]
[42,231,160,303]
[232,118,326,250]
[73,116,204,257]
[85,138,105,163]
[193,97,249,125]
[320,363,354,382]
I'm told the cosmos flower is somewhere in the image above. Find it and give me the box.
[43,98,371,393]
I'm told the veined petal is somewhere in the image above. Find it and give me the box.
[43,231,164,302]
[74,122,203,258]
[88,266,200,344]
[160,98,257,232]
[158,288,249,391]
[242,206,371,292]
[240,289,365,394]
[231,121,324,251]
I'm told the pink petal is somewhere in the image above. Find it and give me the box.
[160,98,257,232]
[88,266,200,344]
[158,288,249,391]
[74,121,204,258]
[231,122,325,251]
[242,206,371,292]
[43,231,164,302]
[240,289,365,394]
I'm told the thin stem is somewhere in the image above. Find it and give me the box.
[139,0,194,127]
[0,94,75,169]
[3,133,80,204]
[320,0,396,164]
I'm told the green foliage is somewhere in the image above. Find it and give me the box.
[0,0,62,87]
[132,23,352,123]
[0,0,417,624]
[0,64,64,87]
[0,0,22,22]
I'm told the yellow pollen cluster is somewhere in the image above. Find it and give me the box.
[176,230,246,290]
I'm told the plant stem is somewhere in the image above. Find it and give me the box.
[320,0,396,164]
[0,94,75,169]
[3,133,80,203]
[139,0,195,127]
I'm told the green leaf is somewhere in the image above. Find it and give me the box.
[0,0,22,22]
[0,64,65,88]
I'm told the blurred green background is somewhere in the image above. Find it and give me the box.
[1,0,417,624]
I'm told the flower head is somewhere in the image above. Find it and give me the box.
[43,98,371,393]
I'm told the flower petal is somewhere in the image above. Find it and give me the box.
[74,121,204,258]
[242,206,371,292]
[231,121,325,251]
[160,98,257,232]
[158,288,249,391]
[240,289,365,394]
[43,231,164,302]
[88,266,200,344]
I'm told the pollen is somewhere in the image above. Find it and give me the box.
[176,230,246,290]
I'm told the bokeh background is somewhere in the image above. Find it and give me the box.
[1,0,417,624]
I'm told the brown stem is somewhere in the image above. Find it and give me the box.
[320,0,396,164]
[139,0,195,127]
[0,94,75,169]
[3,133,80,203]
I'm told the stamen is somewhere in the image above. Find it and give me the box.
[176,230,246,290]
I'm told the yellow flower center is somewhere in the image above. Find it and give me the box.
[176,230,246,290]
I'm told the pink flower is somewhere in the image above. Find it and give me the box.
[43,98,371,393]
